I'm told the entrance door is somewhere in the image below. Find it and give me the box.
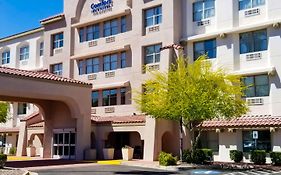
[53,132,76,159]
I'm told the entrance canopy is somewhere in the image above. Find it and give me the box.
[0,66,92,160]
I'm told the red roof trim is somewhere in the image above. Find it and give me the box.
[202,115,281,128]
[0,66,91,86]
[0,127,19,133]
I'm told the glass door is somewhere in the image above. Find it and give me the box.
[53,132,76,159]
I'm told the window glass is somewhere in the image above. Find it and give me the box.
[121,16,127,33]
[121,88,126,105]
[198,131,219,152]
[86,24,99,41]
[17,103,27,115]
[92,91,99,107]
[243,130,271,152]
[145,6,162,27]
[79,28,85,43]
[243,75,269,97]
[193,0,215,21]
[78,60,84,75]
[121,52,127,68]
[51,63,63,76]
[39,42,44,56]
[2,51,10,64]
[103,54,118,71]
[104,19,118,37]
[194,39,216,60]
[239,0,265,10]
[102,89,117,106]
[86,58,99,74]
[53,33,64,49]
[145,44,161,64]
[20,46,29,60]
[240,29,267,54]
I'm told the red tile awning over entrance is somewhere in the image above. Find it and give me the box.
[91,115,146,124]
[0,66,91,86]
[202,115,281,129]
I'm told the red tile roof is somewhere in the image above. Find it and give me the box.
[202,115,281,129]
[28,122,44,128]
[0,127,19,133]
[0,66,91,86]
[20,112,40,121]
[91,115,146,124]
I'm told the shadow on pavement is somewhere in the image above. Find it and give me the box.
[6,160,91,168]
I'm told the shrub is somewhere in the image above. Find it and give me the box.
[9,147,16,156]
[159,152,177,166]
[192,149,206,164]
[230,150,243,163]
[0,154,7,168]
[182,149,192,163]
[270,152,281,166]
[201,149,213,162]
[250,150,266,165]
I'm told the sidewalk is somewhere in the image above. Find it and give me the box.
[121,160,194,171]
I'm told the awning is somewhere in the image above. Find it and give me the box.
[233,66,276,76]
[91,115,146,125]
[93,81,130,90]
[202,115,281,129]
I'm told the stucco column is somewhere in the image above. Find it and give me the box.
[143,116,157,161]
[43,120,53,158]
[76,115,91,160]
[16,121,27,156]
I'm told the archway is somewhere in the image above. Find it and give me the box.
[161,131,177,156]
[105,131,143,159]
[0,67,92,160]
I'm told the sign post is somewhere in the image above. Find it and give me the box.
[253,131,258,150]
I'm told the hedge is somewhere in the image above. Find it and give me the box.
[159,152,177,166]
[0,154,7,168]
[230,150,243,163]
[270,152,281,166]
[250,150,266,165]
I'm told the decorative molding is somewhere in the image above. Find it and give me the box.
[246,98,264,106]
[88,40,98,47]
[245,8,260,17]
[105,71,115,78]
[197,20,210,27]
[105,36,115,43]
[246,52,262,61]
[88,74,97,80]
[105,107,115,113]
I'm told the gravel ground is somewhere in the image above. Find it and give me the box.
[0,168,25,175]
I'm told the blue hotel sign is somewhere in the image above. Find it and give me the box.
[91,0,113,15]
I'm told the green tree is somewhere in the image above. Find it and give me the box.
[135,55,248,161]
[0,102,8,123]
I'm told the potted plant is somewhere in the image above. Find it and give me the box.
[122,145,134,161]
[103,144,114,160]
[26,145,36,157]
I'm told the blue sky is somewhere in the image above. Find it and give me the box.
[0,0,63,38]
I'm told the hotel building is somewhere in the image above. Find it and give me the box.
[1,0,281,162]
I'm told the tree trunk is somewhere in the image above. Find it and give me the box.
[192,128,202,152]
[179,117,183,161]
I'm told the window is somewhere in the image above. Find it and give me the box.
[86,58,99,74]
[103,54,118,71]
[78,60,84,75]
[242,75,269,97]
[120,88,126,105]
[145,6,162,27]
[19,46,29,60]
[193,0,215,22]
[103,89,117,106]
[2,51,10,64]
[79,28,85,43]
[39,42,44,56]
[198,131,219,152]
[243,130,271,152]
[121,52,127,68]
[239,0,265,10]
[18,103,27,115]
[194,39,216,60]
[240,29,267,54]
[92,91,99,107]
[87,24,100,41]
[53,33,64,49]
[51,63,63,76]
[104,19,118,37]
[144,44,161,64]
[121,16,127,33]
